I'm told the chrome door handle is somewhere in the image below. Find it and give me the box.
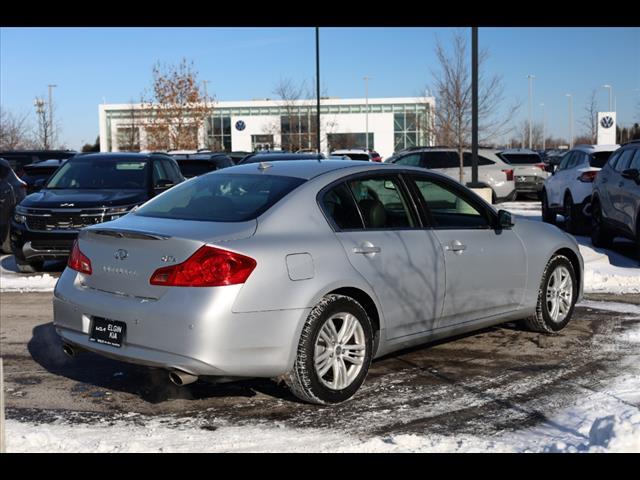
[353,244,381,255]
[445,240,467,253]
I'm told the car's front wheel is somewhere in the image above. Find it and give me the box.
[591,199,613,248]
[522,254,578,334]
[284,294,373,405]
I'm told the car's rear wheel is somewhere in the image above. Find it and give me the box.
[591,199,613,248]
[284,294,373,405]
[541,190,556,225]
[522,254,577,334]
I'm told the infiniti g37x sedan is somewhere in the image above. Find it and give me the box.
[53,160,584,404]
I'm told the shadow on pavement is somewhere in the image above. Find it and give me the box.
[27,322,296,405]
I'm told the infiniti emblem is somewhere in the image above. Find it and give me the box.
[114,249,128,260]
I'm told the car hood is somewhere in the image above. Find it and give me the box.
[20,189,148,209]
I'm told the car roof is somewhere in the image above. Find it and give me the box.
[240,153,324,164]
[72,152,167,161]
[225,159,395,179]
[499,148,541,155]
[331,149,371,154]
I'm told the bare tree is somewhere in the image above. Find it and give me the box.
[0,108,36,150]
[141,58,214,151]
[510,120,545,150]
[428,31,520,182]
[579,89,599,144]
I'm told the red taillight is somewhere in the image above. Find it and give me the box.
[578,171,598,183]
[149,245,257,287]
[502,169,514,181]
[68,240,92,275]
[534,163,547,171]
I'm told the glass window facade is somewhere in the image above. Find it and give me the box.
[327,133,374,152]
[116,127,140,151]
[280,110,317,151]
[393,109,430,153]
[207,115,231,151]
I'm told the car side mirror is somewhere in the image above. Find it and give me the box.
[496,209,515,230]
[621,168,640,183]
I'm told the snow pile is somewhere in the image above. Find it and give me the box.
[0,255,60,292]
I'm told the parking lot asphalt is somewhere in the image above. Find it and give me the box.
[2,291,638,437]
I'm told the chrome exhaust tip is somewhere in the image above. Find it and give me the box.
[169,370,198,386]
[62,343,79,358]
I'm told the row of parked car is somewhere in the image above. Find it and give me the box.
[540,141,640,249]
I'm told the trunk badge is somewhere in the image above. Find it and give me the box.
[161,255,176,263]
[114,249,128,260]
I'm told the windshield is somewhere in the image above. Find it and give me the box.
[134,173,306,222]
[46,158,149,189]
[499,153,542,165]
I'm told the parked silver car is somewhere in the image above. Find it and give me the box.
[386,147,516,203]
[498,148,549,199]
[54,160,583,404]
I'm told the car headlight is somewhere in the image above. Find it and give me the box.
[106,205,137,220]
[14,205,27,224]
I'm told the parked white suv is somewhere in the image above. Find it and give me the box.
[386,147,516,203]
[497,149,549,199]
[541,144,618,233]
[331,149,375,162]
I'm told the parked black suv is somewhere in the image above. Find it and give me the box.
[169,151,234,178]
[0,150,78,177]
[10,152,184,272]
[21,159,66,194]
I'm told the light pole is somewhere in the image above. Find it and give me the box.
[527,74,535,150]
[363,75,371,151]
[540,103,546,151]
[33,97,47,148]
[47,84,57,148]
[603,84,613,111]
[566,93,574,148]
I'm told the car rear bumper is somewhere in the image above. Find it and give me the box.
[515,176,545,193]
[52,268,309,378]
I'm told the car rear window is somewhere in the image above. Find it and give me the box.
[499,153,542,165]
[134,173,306,222]
[341,153,370,161]
[589,151,614,168]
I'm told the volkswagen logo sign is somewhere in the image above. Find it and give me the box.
[235,120,246,131]
[114,249,128,261]
[600,116,614,129]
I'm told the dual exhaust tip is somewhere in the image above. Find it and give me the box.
[62,343,198,387]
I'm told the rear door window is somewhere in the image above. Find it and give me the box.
[422,152,458,169]
[629,149,640,170]
[615,149,636,172]
[463,153,496,166]
[347,176,415,229]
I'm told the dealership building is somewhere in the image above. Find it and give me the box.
[99,96,435,159]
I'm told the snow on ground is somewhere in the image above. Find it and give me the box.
[502,201,640,295]
[6,301,640,453]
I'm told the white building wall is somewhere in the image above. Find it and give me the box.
[324,112,395,159]
[230,115,280,151]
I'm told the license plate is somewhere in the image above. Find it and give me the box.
[89,317,126,348]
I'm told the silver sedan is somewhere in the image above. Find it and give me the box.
[53,160,583,404]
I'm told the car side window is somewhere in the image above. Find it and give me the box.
[411,176,491,229]
[606,150,622,170]
[394,153,422,167]
[463,152,495,166]
[321,183,364,230]
[615,149,636,172]
[570,152,586,168]
[347,176,415,229]
[152,160,170,186]
[557,152,573,171]
[422,152,458,169]
[164,159,183,183]
[629,149,640,170]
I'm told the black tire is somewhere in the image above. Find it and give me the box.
[521,255,578,334]
[590,199,613,249]
[563,193,582,234]
[284,294,373,405]
[15,256,44,273]
[541,190,556,225]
